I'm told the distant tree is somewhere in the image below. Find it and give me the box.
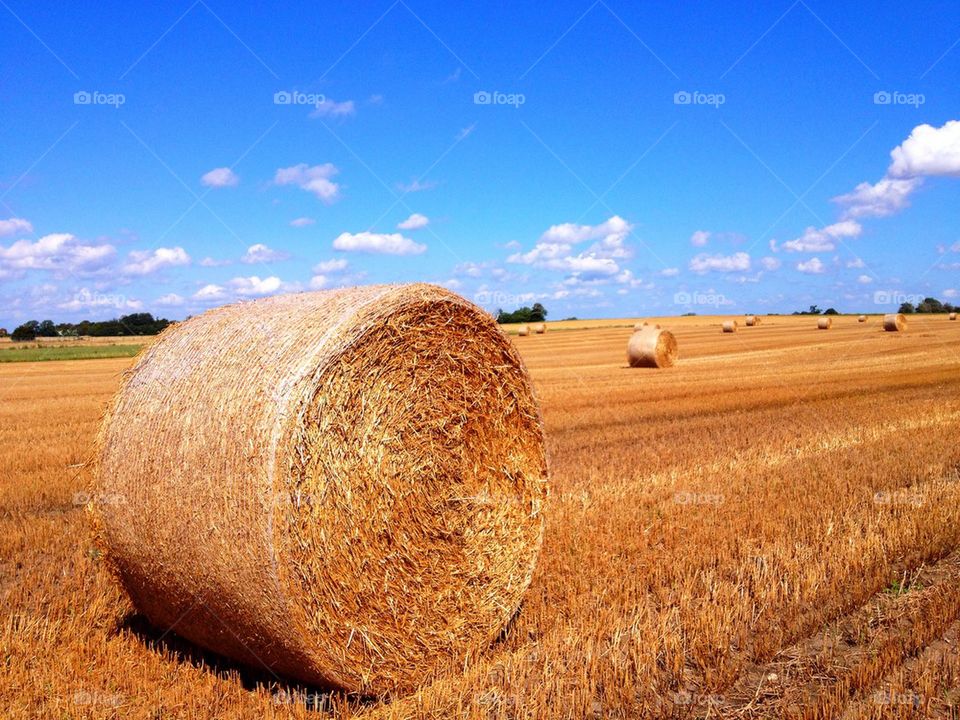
[809,305,822,315]
[530,303,548,322]
[37,319,58,337]
[916,297,944,313]
[823,307,839,315]
[899,302,915,314]
[0,328,7,337]
[11,321,40,341]
[497,305,548,324]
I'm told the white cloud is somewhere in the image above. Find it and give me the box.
[200,167,239,188]
[396,178,438,193]
[690,230,710,247]
[309,275,329,289]
[846,257,866,268]
[155,293,185,307]
[689,252,751,274]
[0,233,115,277]
[760,256,781,271]
[289,217,316,227]
[397,213,429,230]
[274,163,341,204]
[309,98,356,118]
[782,220,862,252]
[834,177,921,219]
[508,216,633,278]
[796,257,826,274]
[229,275,284,297]
[193,284,226,301]
[944,288,958,299]
[857,274,873,284]
[313,258,348,273]
[888,121,960,178]
[333,231,426,255]
[242,243,290,264]
[0,217,32,237]
[123,247,190,276]
[660,267,680,277]
[199,256,231,267]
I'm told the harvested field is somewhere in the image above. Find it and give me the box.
[2,313,960,718]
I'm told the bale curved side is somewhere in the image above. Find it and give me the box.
[858,315,867,323]
[745,315,757,326]
[534,323,546,334]
[950,312,957,321]
[517,324,529,336]
[722,320,738,333]
[93,284,548,695]
[883,313,906,332]
[627,326,678,368]
[817,317,832,330]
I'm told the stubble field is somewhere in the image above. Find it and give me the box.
[2,314,960,719]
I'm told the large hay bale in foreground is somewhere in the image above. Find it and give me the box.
[817,317,832,330]
[883,313,906,332]
[627,325,677,368]
[92,284,548,695]
[858,315,867,323]
[517,324,529,336]
[722,320,738,333]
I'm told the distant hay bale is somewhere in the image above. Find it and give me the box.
[92,284,548,695]
[517,324,529,336]
[817,317,832,330]
[858,315,867,323]
[883,313,907,332]
[950,312,957,321]
[745,315,759,326]
[722,320,738,333]
[627,325,678,368]
[534,323,546,334]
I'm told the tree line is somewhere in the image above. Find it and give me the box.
[496,303,548,324]
[3,313,172,341]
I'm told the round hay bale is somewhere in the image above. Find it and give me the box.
[950,312,957,321]
[883,313,907,332]
[745,315,757,326]
[517,324,529,336]
[817,317,832,330]
[534,323,546,334]
[627,325,678,368]
[722,320,738,333]
[858,315,867,323]
[92,284,548,695]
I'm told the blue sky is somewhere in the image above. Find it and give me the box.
[1,0,959,327]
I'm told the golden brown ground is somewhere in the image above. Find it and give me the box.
[2,314,959,719]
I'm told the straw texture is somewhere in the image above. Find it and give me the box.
[722,320,738,333]
[627,326,678,368]
[883,313,907,332]
[817,317,832,330]
[858,315,867,323]
[93,284,549,695]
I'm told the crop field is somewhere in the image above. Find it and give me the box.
[2,314,960,719]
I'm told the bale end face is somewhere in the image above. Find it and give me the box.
[858,315,867,322]
[817,317,832,330]
[627,326,678,368]
[534,323,546,334]
[93,284,548,695]
[950,312,957,321]
[883,313,907,332]
[745,315,757,326]
[517,324,529,336]
[722,320,738,333]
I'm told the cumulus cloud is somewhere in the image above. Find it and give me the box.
[313,258,348,273]
[333,231,426,255]
[193,284,226,301]
[760,256,782,271]
[309,98,356,118]
[397,213,429,230]
[200,167,239,188]
[781,220,862,252]
[834,177,921,219]
[242,243,290,264]
[0,217,32,236]
[155,293,185,307]
[690,230,710,247]
[508,216,633,280]
[199,256,231,267]
[660,267,680,277]
[229,275,284,297]
[796,257,826,274]
[274,163,341,204]
[123,247,190,275]
[847,257,866,268]
[857,274,873,284]
[689,252,751,274]
[888,121,960,178]
[0,233,115,278]
[289,217,316,227]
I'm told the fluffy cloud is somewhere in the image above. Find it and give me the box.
[796,257,826,274]
[847,257,866,268]
[833,177,921,219]
[760,256,782,271]
[857,274,873,284]
[274,163,341,204]
[333,231,426,255]
[689,252,751,274]
[396,178,438,193]
[199,256,231,267]
[200,167,239,188]
[781,220,862,252]
[690,230,710,247]
[229,275,284,297]
[155,293,185,307]
[660,267,680,277]
[123,247,190,275]
[289,217,315,227]
[313,258,348,273]
[508,216,633,279]
[310,98,356,118]
[397,213,429,230]
[0,233,115,277]
[242,243,290,264]
[193,284,226,301]
[0,217,32,236]
[888,121,960,178]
